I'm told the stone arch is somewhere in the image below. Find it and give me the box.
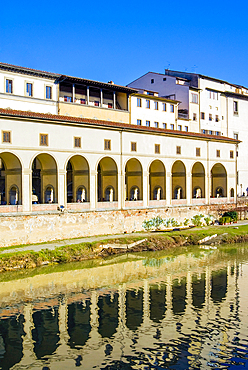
[125,158,143,201]
[66,155,89,203]
[149,160,166,200]
[31,153,57,204]
[97,157,118,202]
[211,163,227,197]
[0,152,22,205]
[192,162,205,198]
[172,160,186,199]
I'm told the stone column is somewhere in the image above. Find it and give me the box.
[113,91,116,109]
[87,86,90,105]
[72,84,75,103]
[22,169,32,212]
[143,170,149,207]
[143,280,150,326]
[186,171,191,205]
[100,89,103,107]
[57,300,70,355]
[21,304,35,365]
[90,170,97,210]
[58,169,66,207]
[166,172,172,205]
[118,284,126,329]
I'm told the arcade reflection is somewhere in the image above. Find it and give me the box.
[0,245,248,369]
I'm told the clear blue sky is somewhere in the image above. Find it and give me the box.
[1,0,248,87]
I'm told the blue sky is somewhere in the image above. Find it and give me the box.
[1,0,248,87]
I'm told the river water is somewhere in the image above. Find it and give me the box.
[0,244,248,369]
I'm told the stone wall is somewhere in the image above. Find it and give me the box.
[0,203,236,248]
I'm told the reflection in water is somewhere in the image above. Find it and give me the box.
[0,244,248,369]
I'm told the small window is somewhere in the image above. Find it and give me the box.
[163,77,166,81]
[6,79,13,94]
[163,123,167,129]
[46,86,52,99]
[191,93,198,103]
[104,139,111,150]
[216,131,220,136]
[215,115,219,122]
[170,104,174,113]
[201,112,205,120]
[26,83,33,97]
[193,113,197,121]
[137,98,142,107]
[131,142,137,152]
[74,137,81,148]
[209,130,213,135]
[170,124,174,130]
[202,129,207,134]
[40,134,48,146]
[216,149,220,158]
[178,125,182,131]
[2,131,11,143]
[162,103,166,111]
[230,150,234,158]
[151,79,154,84]
[185,126,188,132]
[209,91,211,99]
[222,116,224,120]
[146,120,150,127]
[154,101,158,110]
[234,101,238,114]
[155,144,160,154]
[137,119,141,126]
[234,133,239,140]
[146,99,150,108]
[196,148,201,157]
[154,121,159,128]
[176,146,181,154]
[209,113,212,121]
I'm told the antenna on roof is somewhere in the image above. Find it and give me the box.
[192,65,198,73]
[164,62,170,75]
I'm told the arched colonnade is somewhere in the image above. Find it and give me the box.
[0,151,233,211]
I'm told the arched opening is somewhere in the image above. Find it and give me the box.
[0,153,22,205]
[230,188,234,197]
[125,158,143,201]
[97,157,118,202]
[192,162,205,198]
[149,160,166,200]
[172,161,186,199]
[32,154,57,204]
[66,155,89,203]
[211,163,227,197]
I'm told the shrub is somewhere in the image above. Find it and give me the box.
[219,216,232,225]
[191,214,204,227]
[184,218,190,226]
[171,218,179,227]
[223,211,238,221]
[164,218,171,228]
[151,216,164,230]
[142,220,153,231]
[204,215,213,226]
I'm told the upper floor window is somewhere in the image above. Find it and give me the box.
[170,124,174,130]
[196,148,201,157]
[201,112,205,120]
[209,113,212,121]
[151,79,154,84]
[154,121,159,128]
[170,104,174,113]
[74,137,81,148]
[137,98,142,107]
[40,134,48,146]
[146,120,150,127]
[234,101,238,115]
[104,139,111,150]
[155,144,160,154]
[230,150,234,159]
[131,142,137,152]
[215,115,219,122]
[6,79,13,94]
[185,126,188,132]
[193,113,197,121]
[216,131,221,136]
[216,149,220,158]
[2,131,11,143]
[46,86,52,100]
[146,99,150,109]
[176,146,181,154]
[191,93,198,104]
[234,133,239,140]
[154,101,158,110]
[178,125,182,131]
[137,119,141,126]
[163,123,167,129]
[162,103,166,111]
[26,83,33,97]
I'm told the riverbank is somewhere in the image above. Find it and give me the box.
[0,223,248,273]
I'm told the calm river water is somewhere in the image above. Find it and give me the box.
[0,244,248,369]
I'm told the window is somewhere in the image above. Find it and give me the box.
[216,131,221,136]
[154,121,159,128]
[170,104,174,113]
[2,131,11,143]
[222,116,224,120]
[46,86,52,99]
[104,139,111,150]
[170,124,174,130]
[209,130,213,135]
[146,120,150,127]
[201,112,205,120]
[163,77,166,81]
[155,144,160,154]
[146,99,150,108]
[6,79,13,93]
[196,148,200,157]
[185,126,188,132]
[40,134,48,146]
[234,101,238,114]
[137,119,141,126]
[209,91,211,99]
[193,113,197,121]
[176,146,181,154]
[230,150,234,158]
[163,123,167,129]
[234,133,239,140]
[202,129,207,134]
[209,113,212,121]
[191,93,198,103]
[162,103,166,111]
[178,125,182,131]
[154,101,158,110]
[216,149,220,158]
[131,142,137,152]
[215,115,219,122]
[74,137,81,148]
[26,83,33,97]
[64,96,72,102]
[151,79,154,84]
[137,98,142,107]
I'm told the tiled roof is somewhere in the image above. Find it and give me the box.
[0,108,239,143]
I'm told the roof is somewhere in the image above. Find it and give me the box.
[0,108,239,143]
[0,62,60,79]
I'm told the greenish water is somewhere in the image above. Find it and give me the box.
[0,243,248,369]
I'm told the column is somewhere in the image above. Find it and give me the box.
[142,170,148,207]
[113,91,116,109]
[90,170,97,210]
[118,172,123,209]
[72,84,75,103]
[22,169,32,212]
[21,303,35,365]
[100,89,103,107]
[166,172,172,205]
[186,171,191,205]
[58,169,66,206]
[57,300,70,355]
[87,86,90,105]
[118,284,126,329]
[143,280,150,326]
